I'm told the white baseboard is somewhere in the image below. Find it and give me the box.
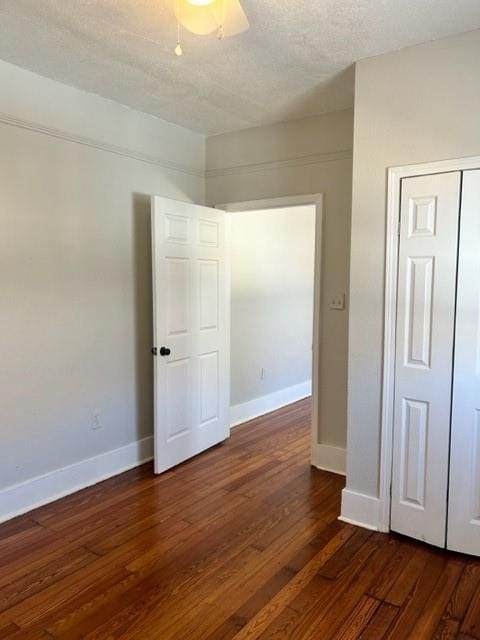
[339,487,381,531]
[230,381,312,428]
[0,436,154,524]
[312,444,346,476]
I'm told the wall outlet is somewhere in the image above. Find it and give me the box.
[330,293,346,311]
[92,411,103,430]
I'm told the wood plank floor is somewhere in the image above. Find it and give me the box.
[1,399,480,639]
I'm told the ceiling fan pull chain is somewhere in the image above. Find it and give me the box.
[217,0,225,39]
[175,0,183,55]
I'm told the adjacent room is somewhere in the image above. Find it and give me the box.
[1,1,480,638]
[229,204,316,427]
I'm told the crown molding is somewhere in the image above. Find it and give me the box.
[0,111,204,179]
[0,110,352,182]
[206,149,353,179]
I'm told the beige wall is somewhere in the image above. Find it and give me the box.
[347,29,480,498]
[1,60,352,494]
[230,205,315,407]
[207,110,354,449]
[0,60,205,489]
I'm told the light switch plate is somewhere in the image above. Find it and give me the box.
[330,294,346,311]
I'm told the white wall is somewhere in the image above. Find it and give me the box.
[0,59,353,512]
[207,110,353,452]
[230,205,315,408]
[346,29,480,504]
[0,60,204,502]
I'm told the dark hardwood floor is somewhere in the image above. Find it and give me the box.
[1,399,480,639]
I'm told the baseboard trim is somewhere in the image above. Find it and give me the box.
[0,436,154,523]
[230,381,312,428]
[312,444,346,476]
[339,488,381,531]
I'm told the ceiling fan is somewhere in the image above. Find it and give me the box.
[172,0,249,55]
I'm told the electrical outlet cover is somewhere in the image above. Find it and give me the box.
[330,294,345,310]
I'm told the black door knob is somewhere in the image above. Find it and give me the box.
[159,346,171,357]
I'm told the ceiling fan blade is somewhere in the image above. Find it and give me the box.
[213,0,250,37]
[173,0,249,37]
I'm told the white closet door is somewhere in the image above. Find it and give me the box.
[447,169,480,555]
[391,172,461,546]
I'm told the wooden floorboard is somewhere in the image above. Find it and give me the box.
[1,398,479,638]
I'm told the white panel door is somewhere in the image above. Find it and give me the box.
[151,196,229,474]
[391,172,461,546]
[447,170,480,554]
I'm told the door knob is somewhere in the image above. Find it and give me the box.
[159,346,171,357]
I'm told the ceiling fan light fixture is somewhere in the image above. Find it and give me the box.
[172,0,249,55]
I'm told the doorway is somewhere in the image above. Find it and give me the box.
[221,194,323,465]
[228,204,316,429]
[151,194,323,475]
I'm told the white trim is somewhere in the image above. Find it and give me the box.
[0,111,203,178]
[339,488,381,531]
[0,436,153,523]
[311,196,323,475]
[379,155,480,533]
[0,110,352,181]
[312,444,346,476]
[230,382,312,428]
[225,212,232,435]
[218,194,324,213]
[216,193,323,469]
[206,149,352,179]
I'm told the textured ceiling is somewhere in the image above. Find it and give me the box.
[0,1,480,135]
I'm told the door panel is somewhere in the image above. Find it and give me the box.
[391,172,461,546]
[166,258,190,335]
[447,169,480,554]
[199,260,219,330]
[401,398,428,507]
[166,358,192,441]
[152,196,229,474]
[199,351,219,425]
[405,256,434,368]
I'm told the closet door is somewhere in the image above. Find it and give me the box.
[391,172,461,546]
[447,169,480,555]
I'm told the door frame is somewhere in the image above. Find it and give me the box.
[215,193,323,468]
[379,156,480,533]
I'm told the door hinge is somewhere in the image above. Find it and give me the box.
[397,221,401,236]
[151,347,158,356]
